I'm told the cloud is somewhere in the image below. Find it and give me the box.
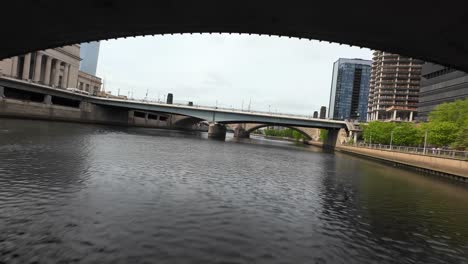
[97,34,372,114]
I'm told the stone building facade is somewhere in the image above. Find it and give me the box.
[0,45,81,89]
[77,70,102,95]
[0,45,101,95]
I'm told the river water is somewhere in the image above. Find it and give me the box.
[0,119,467,264]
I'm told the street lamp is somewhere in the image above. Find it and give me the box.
[423,129,428,154]
[390,130,394,150]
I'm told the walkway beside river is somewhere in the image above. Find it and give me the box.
[336,144,468,180]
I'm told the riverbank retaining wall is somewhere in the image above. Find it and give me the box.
[337,145,468,180]
[0,97,179,129]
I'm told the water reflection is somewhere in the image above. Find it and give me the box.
[0,118,467,263]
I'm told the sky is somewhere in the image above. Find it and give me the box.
[96,34,372,115]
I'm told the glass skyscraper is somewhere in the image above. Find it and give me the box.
[79,41,100,75]
[328,58,372,121]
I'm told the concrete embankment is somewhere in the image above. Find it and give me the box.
[336,145,468,181]
[0,97,180,129]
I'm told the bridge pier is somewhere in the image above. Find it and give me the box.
[208,123,226,140]
[323,128,339,150]
[43,95,52,104]
[234,126,250,138]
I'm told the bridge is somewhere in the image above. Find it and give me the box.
[2,1,468,72]
[91,97,346,146]
[0,76,346,148]
[228,123,321,141]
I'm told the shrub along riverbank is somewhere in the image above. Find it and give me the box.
[362,98,468,150]
[262,128,307,141]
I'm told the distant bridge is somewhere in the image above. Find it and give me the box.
[88,94,346,148]
[227,123,321,141]
[89,97,346,129]
[0,76,346,148]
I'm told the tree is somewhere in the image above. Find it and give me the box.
[319,129,328,142]
[424,121,460,147]
[452,126,468,150]
[426,98,468,149]
[292,130,306,141]
[362,121,396,144]
[429,98,468,127]
[263,128,306,141]
[392,123,422,146]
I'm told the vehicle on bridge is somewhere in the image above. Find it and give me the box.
[67,87,89,95]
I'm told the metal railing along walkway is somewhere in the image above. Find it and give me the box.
[345,143,468,161]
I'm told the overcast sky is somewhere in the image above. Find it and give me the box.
[97,34,372,115]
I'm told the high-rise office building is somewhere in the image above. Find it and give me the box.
[367,51,423,122]
[328,58,371,121]
[417,62,468,121]
[79,41,100,75]
[319,106,327,119]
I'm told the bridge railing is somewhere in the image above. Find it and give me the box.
[345,142,468,161]
[127,98,327,120]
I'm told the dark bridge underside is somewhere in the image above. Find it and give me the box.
[2,1,468,71]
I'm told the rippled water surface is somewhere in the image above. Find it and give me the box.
[1,119,468,264]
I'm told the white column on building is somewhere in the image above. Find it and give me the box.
[375,111,379,120]
[22,53,31,80]
[53,60,61,87]
[11,57,18,78]
[33,52,43,82]
[61,63,69,88]
[44,56,52,85]
[393,110,397,120]
[409,111,413,121]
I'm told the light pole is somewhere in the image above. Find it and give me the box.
[423,130,428,154]
[390,130,394,150]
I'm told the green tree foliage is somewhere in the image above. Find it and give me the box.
[426,98,468,149]
[263,128,307,141]
[429,98,468,128]
[362,121,396,144]
[392,123,422,146]
[452,127,468,150]
[292,130,304,140]
[360,98,468,149]
[319,129,328,142]
[423,121,460,147]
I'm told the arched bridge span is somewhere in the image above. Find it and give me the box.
[0,78,345,148]
[1,1,468,71]
[241,124,314,141]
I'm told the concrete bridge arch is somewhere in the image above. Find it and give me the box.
[2,2,468,71]
[229,123,321,141]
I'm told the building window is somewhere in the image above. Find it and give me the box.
[422,67,456,79]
